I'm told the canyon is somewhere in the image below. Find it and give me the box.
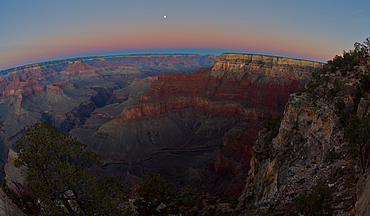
[0,54,215,179]
[0,53,323,196]
[69,53,323,194]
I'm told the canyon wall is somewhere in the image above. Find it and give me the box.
[1,53,323,195]
[70,54,323,194]
[0,54,215,179]
[238,58,370,215]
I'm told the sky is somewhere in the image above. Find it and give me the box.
[1,0,369,71]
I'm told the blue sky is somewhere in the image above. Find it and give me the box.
[1,0,369,70]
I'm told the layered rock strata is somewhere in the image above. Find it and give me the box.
[0,54,215,178]
[238,58,370,215]
[70,54,322,194]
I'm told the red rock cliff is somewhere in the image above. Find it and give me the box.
[112,53,323,123]
[2,77,64,100]
[211,53,322,81]
[79,54,323,195]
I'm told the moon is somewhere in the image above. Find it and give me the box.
[163,15,167,19]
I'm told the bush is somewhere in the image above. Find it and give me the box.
[334,99,349,126]
[311,71,320,80]
[305,80,320,98]
[338,110,349,127]
[1,179,40,215]
[334,99,346,111]
[246,207,275,216]
[327,79,342,98]
[353,85,363,111]
[318,64,330,75]
[344,115,370,173]
[207,197,218,205]
[15,122,131,215]
[295,182,334,216]
[324,148,342,163]
[354,37,370,58]
[328,51,359,74]
[263,114,283,131]
[220,195,237,204]
[262,115,283,158]
[134,173,199,215]
[361,73,370,92]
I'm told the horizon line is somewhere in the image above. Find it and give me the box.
[0,52,326,73]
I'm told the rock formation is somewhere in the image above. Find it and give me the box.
[238,57,370,215]
[1,52,323,197]
[70,54,322,194]
[0,188,25,216]
[0,54,215,179]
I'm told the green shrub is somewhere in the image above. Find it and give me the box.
[361,73,370,92]
[196,202,204,211]
[327,88,336,98]
[243,192,256,208]
[1,179,40,215]
[354,37,370,58]
[311,71,320,80]
[263,114,283,131]
[15,122,132,215]
[319,64,330,75]
[134,173,199,215]
[321,75,328,84]
[261,115,283,159]
[339,110,349,126]
[334,99,346,111]
[295,182,334,216]
[220,195,237,204]
[344,114,370,173]
[286,211,299,216]
[229,199,238,209]
[353,85,363,111]
[207,197,218,205]
[204,207,216,216]
[327,80,341,98]
[246,207,275,216]
[305,80,320,98]
[334,99,349,126]
[324,148,342,163]
[328,51,359,74]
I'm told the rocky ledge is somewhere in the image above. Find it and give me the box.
[238,57,370,215]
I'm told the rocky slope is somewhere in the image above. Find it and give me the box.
[238,56,370,215]
[70,53,323,194]
[0,54,215,179]
[0,188,25,216]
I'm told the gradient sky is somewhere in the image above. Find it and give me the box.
[1,0,369,71]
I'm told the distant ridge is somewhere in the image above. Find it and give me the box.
[0,53,324,76]
[221,52,325,63]
[0,53,215,76]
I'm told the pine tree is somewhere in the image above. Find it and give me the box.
[15,122,132,215]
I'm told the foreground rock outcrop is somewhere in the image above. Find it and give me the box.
[238,56,370,215]
[0,188,25,216]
